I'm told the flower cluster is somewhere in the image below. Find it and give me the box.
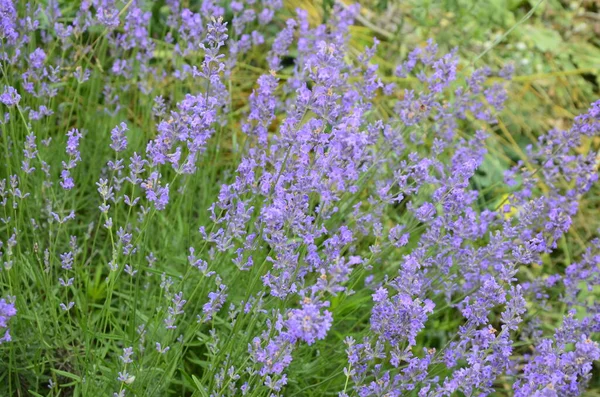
[0,297,16,343]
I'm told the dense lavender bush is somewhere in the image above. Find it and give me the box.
[0,1,599,396]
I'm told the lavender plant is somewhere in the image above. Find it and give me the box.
[0,1,599,396]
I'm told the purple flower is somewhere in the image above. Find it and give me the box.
[284,299,333,345]
[0,297,16,343]
[65,128,82,159]
[250,336,293,376]
[110,122,128,152]
[0,0,18,43]
[119,347,133,364]
[414,202,436,222]
[389,225,409,247]
[515,328,600,396]
[164,291,186,329]
[0,86,20,106]
[370,291,434,347]
[59,251,74,270]
[267,19,296,70]
[200,284,227,323]
[97,6,120,29]
[21,133,37,174]
[141,172,170,210]
[28,48,46,69]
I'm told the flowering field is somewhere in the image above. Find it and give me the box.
[1,0,600,396]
